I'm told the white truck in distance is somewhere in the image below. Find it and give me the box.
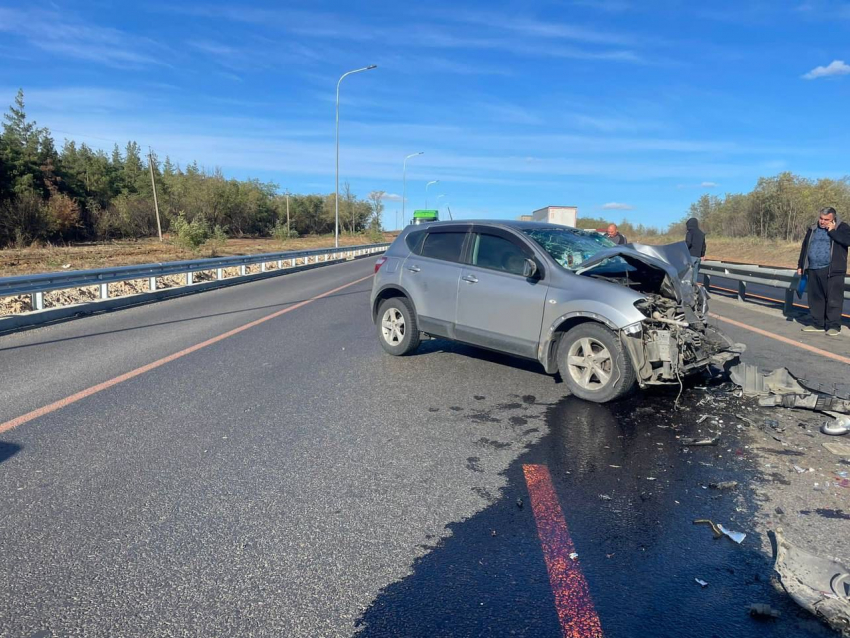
[531,206,578,227]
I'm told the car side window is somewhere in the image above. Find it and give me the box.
[405,231,426,254]
[420,232,466,263]
[472,233,528,276]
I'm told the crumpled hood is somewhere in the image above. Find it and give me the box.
[576,241,699,306]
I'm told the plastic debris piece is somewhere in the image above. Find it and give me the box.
[516,498,523,509]
[569,552,578,561]
[823,442,850,457]
[681,436,720,446]
[749,604,780,619]
[695,578,708,588]
[773,528,850,635]
[709,481,738,490]
[599,494,612,501]
[697,414,711,423]
[717,524,746,544]
[793,465,807,474]
[646,477,657,481]
[822,420,850,436]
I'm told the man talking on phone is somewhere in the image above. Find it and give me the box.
[797,207,850,336]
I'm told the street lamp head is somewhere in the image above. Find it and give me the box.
[367,64,378,69]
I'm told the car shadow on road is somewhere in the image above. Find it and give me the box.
[413,338,561,381]
[0,441,22,465]
[354,387,830,638]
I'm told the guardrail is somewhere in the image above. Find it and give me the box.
[699,259,850,315]
[0,243,389,313]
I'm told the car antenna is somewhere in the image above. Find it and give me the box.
[446,205,453,220]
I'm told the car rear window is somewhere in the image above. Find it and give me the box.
[420,232,466,263]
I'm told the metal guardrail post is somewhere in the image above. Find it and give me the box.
[149,277,157,292]
[217,268,223,280]
[32,291,43,311]
[737,280,746,302]
[99,283,109,299]
[186,272,194,285]
[240,265,247,276]
[261,262,267,272]
[703,273,711,290]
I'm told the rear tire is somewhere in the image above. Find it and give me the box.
[557,322,636,403]
[377,297,421,356]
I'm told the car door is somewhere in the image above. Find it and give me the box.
[401,226,470,337]
[455,228,549,359]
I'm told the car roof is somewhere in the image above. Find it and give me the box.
[408,220,586,232]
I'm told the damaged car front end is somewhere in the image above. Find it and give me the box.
[526,227,740,396]
[578,243,738,388]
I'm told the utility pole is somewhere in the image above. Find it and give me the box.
[148,147,163,242]
[286,188,290,237]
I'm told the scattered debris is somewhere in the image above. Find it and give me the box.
[822,418,850,437]
[748,604,781,619]
[681,436,720,446]
[718,524,746,544]
[646,477,657,481]
[695,578,709,588]
[516,498,523,509]
[709,481,738,491]
[773,528,850,636]
[697,414,712,423]
[793,465,808,474]
[599,494,612,501]
[736,415,755,427]
[569,552,578,561]
[823,442,850,457]
[730,363,850,413]
[491,530,497,537]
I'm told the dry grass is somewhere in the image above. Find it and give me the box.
[0,233,397,278]
[631,235,804,269]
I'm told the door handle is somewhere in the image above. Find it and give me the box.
[462,274,478,284]
[406,265,421,273]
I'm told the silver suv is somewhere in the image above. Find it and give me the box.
[370,221,735,403]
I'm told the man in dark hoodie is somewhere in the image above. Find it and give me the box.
[797,207,850,336]
[685,218,706,259]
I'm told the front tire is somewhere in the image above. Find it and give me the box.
[377,297,421,356]
[557,323,636,403]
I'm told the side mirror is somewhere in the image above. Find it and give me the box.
[523,258,539,279]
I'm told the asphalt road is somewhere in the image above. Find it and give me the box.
[0,258,844,637]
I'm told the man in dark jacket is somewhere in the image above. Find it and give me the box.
[685,218,706,259]
[607,224,627,245]
[797,207,850,336]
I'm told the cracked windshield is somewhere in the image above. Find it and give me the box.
[523,228,617,270]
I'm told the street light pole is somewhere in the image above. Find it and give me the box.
[336,64,377,248]
[425,180,439,209]
[403,151,423,226]
[285,188,290,237]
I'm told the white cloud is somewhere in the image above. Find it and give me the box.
[700,181,718,187]
[383,193,404,202]
[0,8,169,68]
[601,202,634,210]
[802,60,850,79]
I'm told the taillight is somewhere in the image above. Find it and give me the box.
[374,257,387,273]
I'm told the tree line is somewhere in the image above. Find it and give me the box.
[0,90,382,249]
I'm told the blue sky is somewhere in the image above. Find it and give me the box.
[1,0,849,229]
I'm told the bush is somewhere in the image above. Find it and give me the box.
[171,212,211,252]
[207,224,228,256]
[0,192,51,247]
[272,219,298,243]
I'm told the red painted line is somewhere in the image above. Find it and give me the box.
[0,274,374,434]
[709,312,850,365]
[523,464,604,638]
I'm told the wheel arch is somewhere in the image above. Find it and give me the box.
[372,284,417,322]
[540,311,622,374]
